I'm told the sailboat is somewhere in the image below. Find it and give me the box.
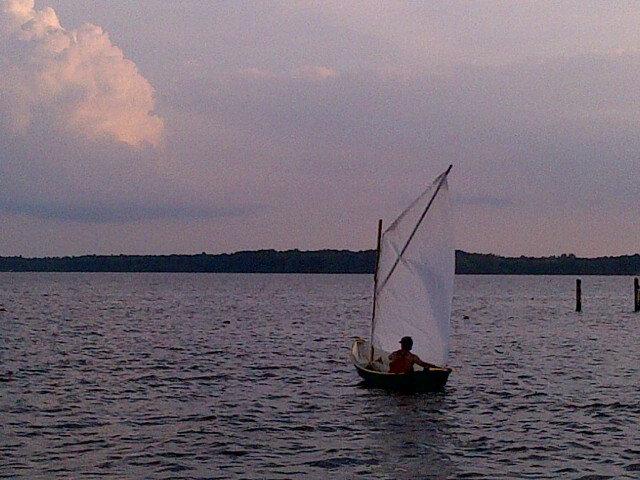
[350,165,455,392]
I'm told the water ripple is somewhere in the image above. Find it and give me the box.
[0,273,638,479]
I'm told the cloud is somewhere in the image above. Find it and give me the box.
[0,0,264,228]
[455,194,513,208]
[0,121,263,223]
[164,52,640,220]
[0,194,258,223]
[0,0,163,148]
[0,0,200,224]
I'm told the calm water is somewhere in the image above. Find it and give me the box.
[0,273,638,479]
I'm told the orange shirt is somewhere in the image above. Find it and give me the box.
[389,349,420,374]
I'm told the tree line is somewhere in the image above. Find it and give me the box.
[1,250,639,274]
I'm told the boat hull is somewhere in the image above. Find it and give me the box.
[350,339,451,392]
[353,363,451,392]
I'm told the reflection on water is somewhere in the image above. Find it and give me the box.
[359,391,454,479]
[0,273,639,479]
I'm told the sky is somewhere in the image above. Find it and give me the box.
[1,0,639,258]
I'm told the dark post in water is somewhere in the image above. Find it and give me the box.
[635,278,639,312]
[576,278,582,312]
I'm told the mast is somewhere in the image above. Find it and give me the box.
[369,218,383,363]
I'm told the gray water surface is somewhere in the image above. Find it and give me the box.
[1,273,638,479]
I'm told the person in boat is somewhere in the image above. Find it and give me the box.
[389,336,437,374]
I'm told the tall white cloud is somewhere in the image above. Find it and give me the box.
[0,0,163,148]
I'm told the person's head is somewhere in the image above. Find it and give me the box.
[400,336,413,350]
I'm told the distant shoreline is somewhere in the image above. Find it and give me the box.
[1,250,639,275]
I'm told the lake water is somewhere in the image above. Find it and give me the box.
[0,273,638,479]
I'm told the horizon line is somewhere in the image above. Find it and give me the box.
[2,249,639,261]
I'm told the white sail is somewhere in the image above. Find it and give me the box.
[371,167,454,367]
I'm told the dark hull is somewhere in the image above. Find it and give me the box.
[354,362,451,393]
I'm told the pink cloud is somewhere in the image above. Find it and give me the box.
[0,0,164,148]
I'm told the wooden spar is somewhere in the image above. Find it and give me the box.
[369,218,383,363]
[377,164,453,293]
[576,278,582,312]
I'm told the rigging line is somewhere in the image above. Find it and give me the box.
[376,164,452,295]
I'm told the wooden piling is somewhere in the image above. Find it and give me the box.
[634,277,639,312]
[576,278,582,312]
